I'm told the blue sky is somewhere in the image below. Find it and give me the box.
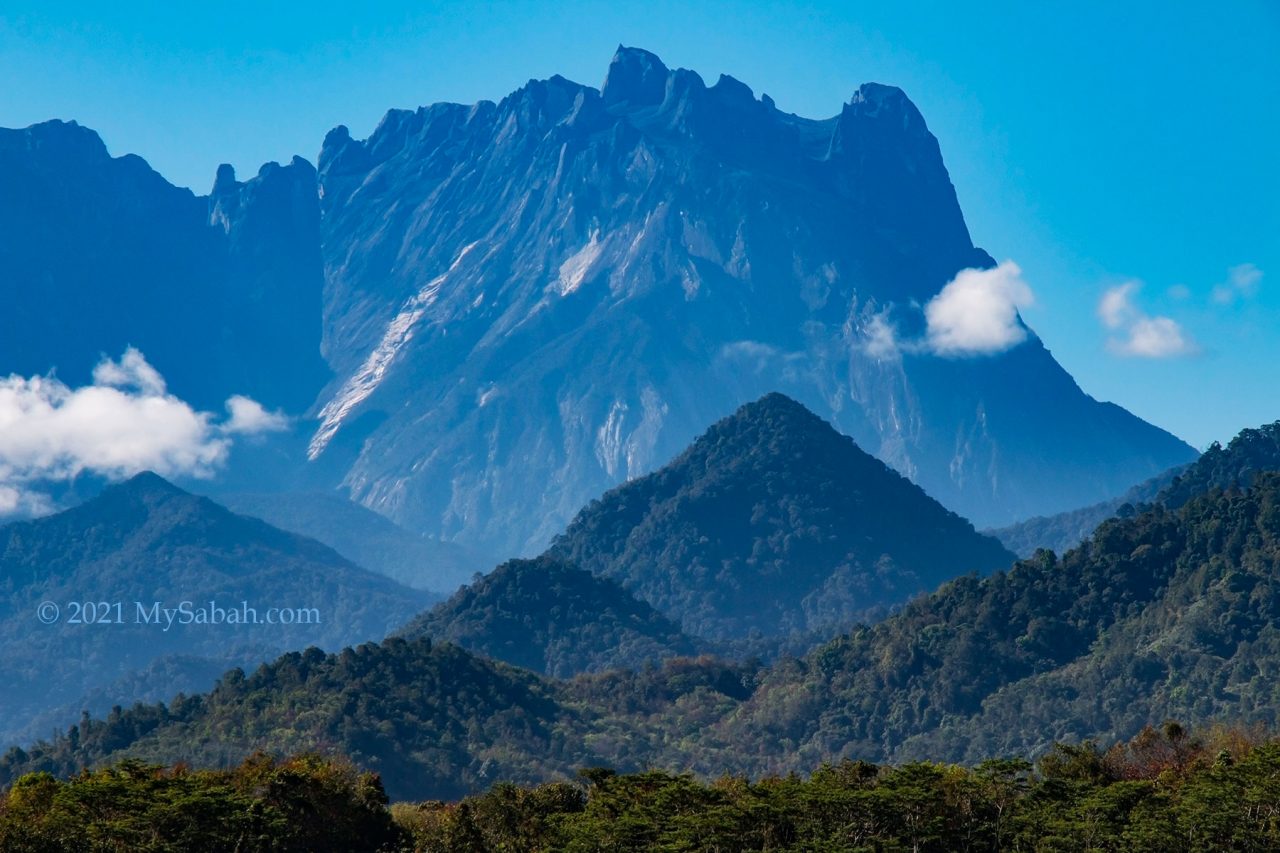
[2,1,1276,448]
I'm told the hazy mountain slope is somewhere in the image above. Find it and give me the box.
[989,467,1179,557]
[307,46,1194,555]
[991,422,1280,557]
[0,121,327,412]
[398,556,698,676]
[546,393,1016,642]
[213,490,488,593]
[0,48,1195,552]
[0,473,430,745]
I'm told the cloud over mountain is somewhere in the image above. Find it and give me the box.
[0,348,285,514]
[923,261,1035,356]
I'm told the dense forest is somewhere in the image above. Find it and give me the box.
[5,724,1280,851]
[16,460,1280,801]
[547,393,1014,645]
[709,471,1280,771]
[397,557,698,677]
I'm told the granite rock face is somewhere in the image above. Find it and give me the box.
[0,120,328,413]
[0,50,1196,554]
[306,47,1194,554]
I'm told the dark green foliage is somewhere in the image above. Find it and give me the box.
[0,753,403,852]
[393,725,1280,852]
[0,638,595,802]
[547,393,1015,643]
[717,471,1280,770]
[15,424,1280,808]
[1159,422,1280,509]
[23,470,1280,803]
[9,727,1280,851]
[0,473,431,746]
[397,557,698,677]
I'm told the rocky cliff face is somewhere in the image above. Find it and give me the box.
[306,46,1194,554]
[0,120,328,413]
[0,49,1196,553]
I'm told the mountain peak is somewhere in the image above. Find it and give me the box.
[602,44,670,109]
[548,393,1015,641]
[6,120,110,162]
[732,391,822,422]
[109,471,188,500]
[399,555,696,677]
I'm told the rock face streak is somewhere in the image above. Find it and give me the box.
[306,47,1193,554]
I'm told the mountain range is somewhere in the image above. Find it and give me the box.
[0,46,1194,558]
[6,416,1277,801]
[0,473,431,746]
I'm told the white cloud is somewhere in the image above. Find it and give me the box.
[1211,262,1263,305]
[224,395,289,435]
[1098,282,1138,330]
[1098,283,1197,358]
[0,348,285,516]
[924,261,1034,356]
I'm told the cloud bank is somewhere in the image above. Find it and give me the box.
[0,348,287,515]
[1098,282,1197,358]
[924,261,1034,356]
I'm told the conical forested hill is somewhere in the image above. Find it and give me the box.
[397,556,698,677]
[546,392,1016,642]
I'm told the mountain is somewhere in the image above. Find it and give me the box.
[0,121,327,413]
[305,45,1195,555]
[1,48,1194,555]
[989,466,1179,557]
[0,637,761,802]
[991,421,1280,557]
[18,453,1280,802]
[0,473,431,745]
[0,638,599,802]
[211,490,490,593]
[545,393,1015,643]
[705,467,1280,773]
[398,556,698,676]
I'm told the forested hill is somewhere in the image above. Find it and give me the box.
[14,433,1280,803]
[397,557,698,677]
[546,392,1016,642]
[712,470,1280,771]
[0,638,594,801]
[992,420,1280,557]
[0,472,430,746]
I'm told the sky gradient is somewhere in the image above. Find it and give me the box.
[2,1,1277,448]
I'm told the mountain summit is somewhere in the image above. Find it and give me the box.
[547,393,1016,642]
[0,472,429,745]
[306,47,1193,553]
[0,48,1195,555]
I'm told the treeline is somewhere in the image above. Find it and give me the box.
[0,753,401,852]
[5,724,1280,851]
